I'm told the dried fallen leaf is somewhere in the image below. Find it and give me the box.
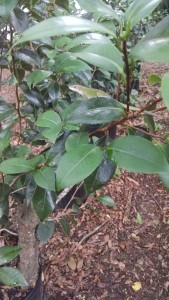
[67,257,77,271]
[118,262,126,271]
[119,240,126,251]
[132,281,142,291]
[77,259,84,271]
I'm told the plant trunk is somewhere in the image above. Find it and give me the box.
[17,202,40,287]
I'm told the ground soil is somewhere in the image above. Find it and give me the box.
[0,63,169,300]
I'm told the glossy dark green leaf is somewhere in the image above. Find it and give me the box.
[55,52,91,73]
[97,195,116,207]
[56,144,103,190]
[34,167,56,191]
[0,246,21,266]
[59,218,70,236]
[48,82,60,101]
[111,136,169,173]
[0,267,28,287]
[65,98,125,125]
[65,132,89,152]
[0,101,15,122]
[55,0,69,11]
[20,83,46,108]
[0,158,35,174]
[73,43,124,74]
[0,183,10,218]
[37,221,55,244]
[0,0,18,17]
[130,16,169,62]
[124,0,162,28]
[14,49,41,67]
[161,73,169,111]
[76,0,119,21]
[15,16,113,46]
[26,70,52,88]
[9,7,29,33]
[32,187,56,221]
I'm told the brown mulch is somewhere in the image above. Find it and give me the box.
[0,63,169,300]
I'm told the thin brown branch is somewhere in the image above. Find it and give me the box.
[122,41,130,112]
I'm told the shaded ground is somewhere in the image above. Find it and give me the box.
[0,63,169,300]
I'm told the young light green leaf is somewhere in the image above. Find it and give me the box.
[35,111,61,128]
[26,70,52,88]
[97,195,116,207]
[130,16,169,62]
[0,267,28,287]
[76,0,119,21]
[0,246,21,266]
[0,0,18,17]
[56,144,103,190]
[37,221,55,244]
[0,158,35,174]
[161,73,169,111]
[111,136,169,173]
[136,212,142,225]
[15,16,114,46]
[124,0,162,28]
[148,74,161,85]
[34,167,56,191]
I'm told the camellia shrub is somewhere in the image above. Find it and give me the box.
[0,0,169,295]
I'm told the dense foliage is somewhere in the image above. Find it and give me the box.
[0,0,169,288]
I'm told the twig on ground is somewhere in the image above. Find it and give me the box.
[0,228,18,236]
[123,190,132,224]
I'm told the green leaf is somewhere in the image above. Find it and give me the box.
[144,114,155,133]
[9,7,29,33]
[0,139,9,155]
[0,267,28,287]
[65,33,112,51]
[65,98,125,125]
[161,73,169,111]
[0,246,21,266]
[59,218,70,236]
[136,212,142,225]
[55,0,69,11]
[130,16,169,62]
[111,136,169,173]
[124,0,162,28]
[148,74,161,85]
[0,100,15,122]
[14,49,41,67]
[76,0,119,21]
[37,221,55,244]
[56,144,103,190]
[97,195,116,207]
[55,52,91,73]
[26,70,52,88]
[42,124,63,143]
[36,111,61,128]
[73,43,124,74]
[159,172,169,189]
[65,132,89,152]
[0,158,35,174]
[15,16,114,46]
[0,0,18,17]
[34,167,56,191]
[32,187,56,221]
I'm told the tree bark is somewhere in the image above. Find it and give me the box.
[17,202,40,287]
